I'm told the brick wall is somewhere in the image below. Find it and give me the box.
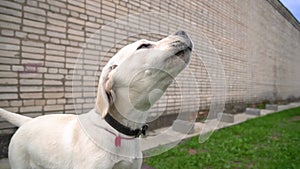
[0,0,300,134]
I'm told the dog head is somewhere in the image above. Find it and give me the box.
[96,31,193,118]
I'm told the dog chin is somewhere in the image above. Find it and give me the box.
[174,48,191,64]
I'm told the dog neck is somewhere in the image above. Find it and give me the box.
[108,104,148,129]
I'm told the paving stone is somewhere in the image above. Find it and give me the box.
[0,158,10,169]
[172,120,195,134]
[265,104,278,111]
[245,108,261,116]
[218,113,234,123]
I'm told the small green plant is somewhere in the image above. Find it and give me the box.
[144,107,300,169]
[255,103,266,109]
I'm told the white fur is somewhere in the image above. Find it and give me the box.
[0,31,193,169]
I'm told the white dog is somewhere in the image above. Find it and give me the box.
[0,31,193,169]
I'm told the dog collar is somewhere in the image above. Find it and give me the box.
[104,113,149,138]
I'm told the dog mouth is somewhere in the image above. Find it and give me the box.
[173,47,192,64]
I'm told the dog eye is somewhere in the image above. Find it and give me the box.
[137,43,151,50]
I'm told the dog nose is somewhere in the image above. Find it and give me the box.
[174,30,187,36]
[174,30,193,50]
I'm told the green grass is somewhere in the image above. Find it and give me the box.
[144,107,300,169]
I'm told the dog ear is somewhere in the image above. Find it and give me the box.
[95,65,117,118]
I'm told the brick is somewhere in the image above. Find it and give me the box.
[40,36,50,42]
[0,37,20,44]
[67,4,84,13]
[44,86,64,92]
[46,43,65,51]
[0,6,22,17]
[0,71,18,78]
[0,94,18,100]
[22,46,44,54]
[0,1,22,10]
[44,93,64,98]
[37,67,47,73]
[48,0,66,8]
[47,24,66,33]
[20,79,43,85]
[0,43,20,51]
[0,57,20,64]
[68,34,84,41]
[44,80,63,85]
[79,14,88,20]
[70,41,80,46]
[24,12,46,22]
[20,93,42,99]
[0,65,10,71]
[35,99,46,106]
[65,57,76,64]
[23,100,35,106]
[88,16,96,22]
[38,2,49,10]
[59,68,68,74]
[46,31,66,38]
[0,50,19,58]
[20,86,43,92]
[57,99,66,104]
[44,105,63,111]
[45,74,64,79]
[27,34,39,40]
[48,17,67,27]
[48,11,67,21]
[0,21,20,30]
[46,55,65,62]
[24,6,46,15]
[68,17,85,25]
[50,5,60,13]
[23,19,45,28]
[86,0,101,9]
[50,38,60,43]
[72,12,81,19]
[48,68,58,73]
[23,26,45,34]
[22,53,44,60]
[14,0,26,3]
[0,101,9,107]
[22,40,44,47]
[47,99,56,105]
[68,0,85,8]
[67,28,84,36]
[21,59,42,70]
[0,78,18,85]
[61,39,70,45]
[12,65,24,72]
[46,49,65,56]
[1,29,14,36]
[86,21,101,29]
[0,86,18,92]
[45,61,64,68]
[27,0,38,6]
[19,72,43,78]
[10,100,22,107]
[20,106,42,113]
[61,8,70,15]
[16,31,27,38]
[64,104,75,110]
